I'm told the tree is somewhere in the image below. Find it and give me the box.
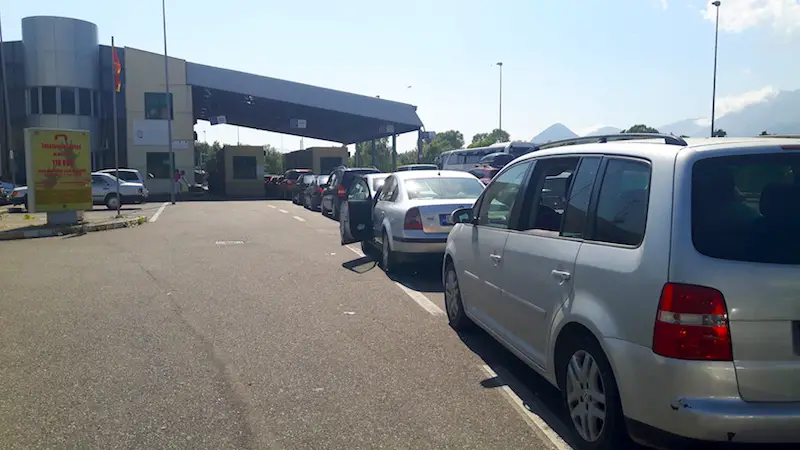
[195,140,222,169]
[468,128,510,148]
[712,129,727,137]
[263,144,284,174]
[620,124,660,134]
[421,130,464,163]
[760,130,769,136]
[353,138,392,172]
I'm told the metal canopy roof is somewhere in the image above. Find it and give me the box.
[186,63,423,145]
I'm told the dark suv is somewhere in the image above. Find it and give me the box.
[320,166,381,219]
[280,169,312,200]
[292,174,317,204]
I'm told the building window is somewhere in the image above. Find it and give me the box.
[146,152,175,179]
[232,156,257,179]
[144,92,174,120]
[78,88,91,116]
[60,87,76,115]
[94,90,101,117]
[29,88,39,114]
[41,86,57,114]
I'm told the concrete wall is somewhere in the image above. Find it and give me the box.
[224,145,264,198]
[123,47,194,195]
[21,16,101,156]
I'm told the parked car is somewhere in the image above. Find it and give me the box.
[9,172,149,211]
[467,165,500,185]
[441,134,800,449]
[97,168,150,186]
[321,166,381,219]
[340,170,484,273]
[292,174,317,204]
[396,164,438,172]
[303,174,330,211]
[280,169,312,200]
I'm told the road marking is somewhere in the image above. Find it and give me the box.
[278,209,288,214]
[293,216,306,222]
[267,205,276,209]
[346,244,444,316]
[148,202,169,223]
[479,365,572,450]
[215,240,244,245]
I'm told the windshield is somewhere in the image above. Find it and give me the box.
[318,175,330,185]
[404,177,485,200]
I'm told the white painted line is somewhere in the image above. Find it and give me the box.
[267,205,276,209]
[148,202,169,223]
[394,281,445,316]
[293,216,306,222]
[346,244,444,316]
[346,244,364,257]
[278,209,288,214]
[479,365,572,450]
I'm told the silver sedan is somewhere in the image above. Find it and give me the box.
[340,170,485,273]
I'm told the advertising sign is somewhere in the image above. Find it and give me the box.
[24,128,92,213]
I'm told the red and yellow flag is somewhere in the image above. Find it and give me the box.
[112,46,122,92]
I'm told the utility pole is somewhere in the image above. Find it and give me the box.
[710,1,721,138]
[496,62,503,133]
[162,0,175,204]
[0,14,15,185]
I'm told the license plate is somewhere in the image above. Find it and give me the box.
[440,214,453,226]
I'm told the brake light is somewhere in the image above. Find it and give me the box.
[337,186,345,196]
[404,207,423,230]
[653,283,732,361]
[318,188,323,194]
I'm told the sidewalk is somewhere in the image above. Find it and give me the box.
[0,205,149,241]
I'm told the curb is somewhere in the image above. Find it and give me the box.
[0,216,147,241]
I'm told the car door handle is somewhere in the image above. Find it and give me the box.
[489,253,502,265]
[551,269,571,283]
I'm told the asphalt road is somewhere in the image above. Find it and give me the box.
[0,199,598,450]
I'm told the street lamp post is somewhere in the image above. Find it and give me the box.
[496,62,503,132]
[710,1,721,138]
[162,0,175,204]
[0,14,15,186]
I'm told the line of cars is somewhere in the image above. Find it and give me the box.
[5,168,150,210]
[319,134,800,450]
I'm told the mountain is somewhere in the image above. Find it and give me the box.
[657,118,705,137]
[531,123,579,143]
[585,126,622,136]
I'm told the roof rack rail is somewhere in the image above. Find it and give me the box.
[757,134,800,139]
[535,133,688,151]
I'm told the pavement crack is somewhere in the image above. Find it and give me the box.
[137,263,259,449]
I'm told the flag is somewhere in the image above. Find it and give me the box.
[112,45,122,93]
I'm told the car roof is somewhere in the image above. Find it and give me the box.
[515,136,800,162]
[390,169,479,181]
[99,168,139,172]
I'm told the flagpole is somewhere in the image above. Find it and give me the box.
[0,13,15,186]
[111,36,121,218]
[162,0,175,204]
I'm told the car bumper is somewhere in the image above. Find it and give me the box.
[9,195,26,205]
[606,338,800,445]
[391,235,448,254]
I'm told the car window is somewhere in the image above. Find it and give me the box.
[477,161,532,229]
[382,177,398,202]
[523,157,580,233]
[560,157,602,239]
[348,178,370,201]
[403,177,484,201]
[91,175,107,186]
[370,176,388,192]
[590,158,651,246]
[318,175,330,186]
[692,153,800,264]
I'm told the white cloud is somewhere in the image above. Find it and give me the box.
[701,0,800,33]
[658,0,669,10]
[695,85,778,126]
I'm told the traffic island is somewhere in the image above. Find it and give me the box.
[0,214,146,241]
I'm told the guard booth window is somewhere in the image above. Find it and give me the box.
[60,88,76,115]
[41,87,57,114]
[233,156,257,179]
[147,152,175,179]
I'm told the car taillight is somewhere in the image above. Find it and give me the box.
[403,207,423,230]
[318,188,323,194]
[653,283,732,361]
[11,191,20,198]
[337,186,345,196]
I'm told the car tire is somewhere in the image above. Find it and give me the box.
[333,200,340,221]
[444,262,474,331]
[321,201,329,216]
[557,332,628,450]
[105,194,120,210]
[380,231,397,274]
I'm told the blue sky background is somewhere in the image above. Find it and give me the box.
[4,0,799,152]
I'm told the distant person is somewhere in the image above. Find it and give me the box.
[173,170,181,195]
[179,170,189,193]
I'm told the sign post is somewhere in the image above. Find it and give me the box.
[24,128,92,225]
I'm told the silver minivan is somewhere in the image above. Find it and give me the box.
[443,134,800,449]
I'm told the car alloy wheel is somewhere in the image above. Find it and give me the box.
[565,350,607,443]
[444,264,473,330]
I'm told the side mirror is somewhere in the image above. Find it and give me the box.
[450,207,474,224]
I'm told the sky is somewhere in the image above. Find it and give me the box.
[3,0,799,153]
